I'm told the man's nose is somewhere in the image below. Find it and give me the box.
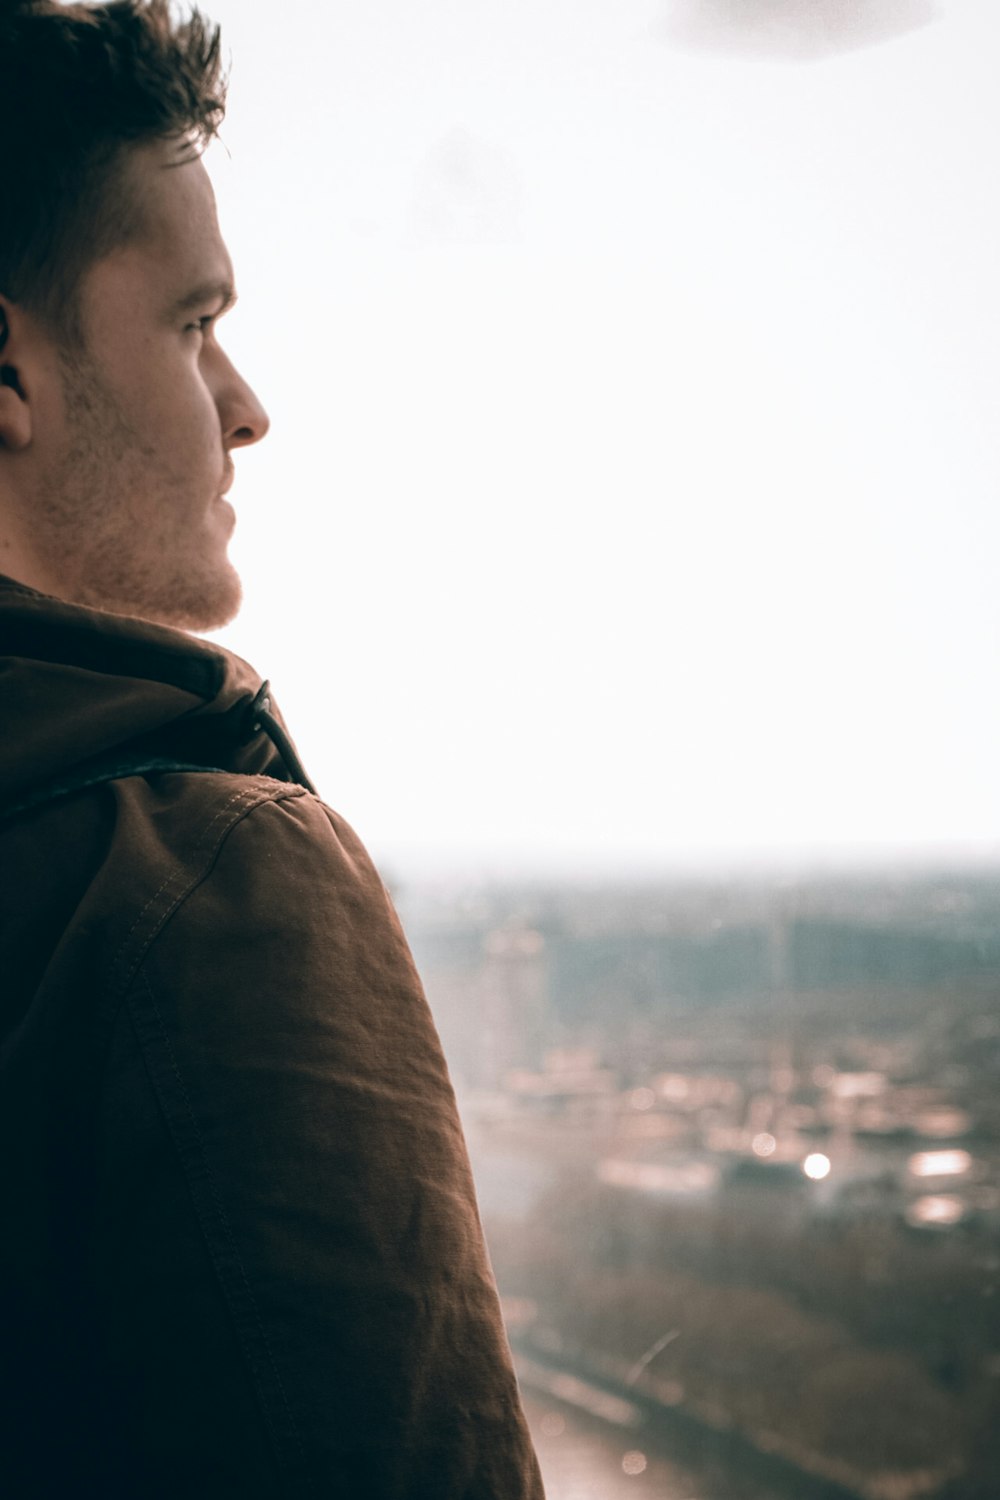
[220,359,271,448]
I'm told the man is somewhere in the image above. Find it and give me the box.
[0,2,544,1495]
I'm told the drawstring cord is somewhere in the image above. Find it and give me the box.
[242,681,318,796]
[0,681,318,828]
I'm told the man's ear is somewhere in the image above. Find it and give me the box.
[0,300,34,452]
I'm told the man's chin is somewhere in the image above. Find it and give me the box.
[75,559,244,634]
[154,566,244,634]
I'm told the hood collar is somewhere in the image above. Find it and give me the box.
[0,574,316,806]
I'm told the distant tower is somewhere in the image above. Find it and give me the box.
[476,920,548,1089]
[768,899,799,1090]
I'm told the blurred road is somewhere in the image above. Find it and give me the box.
[523,1390,696,1500]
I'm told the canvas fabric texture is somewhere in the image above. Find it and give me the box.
[0,574,543,1499]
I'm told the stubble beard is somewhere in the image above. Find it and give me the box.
[30,348,242,633]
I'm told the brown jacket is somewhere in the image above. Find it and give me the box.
[0,574,544,1499]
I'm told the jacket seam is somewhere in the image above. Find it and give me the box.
[107,781,307,1001]
[129,963,316,1490]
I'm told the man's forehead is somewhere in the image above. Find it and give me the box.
[124,141,230,273]
[77,143,235,322]
[122,141,220,243]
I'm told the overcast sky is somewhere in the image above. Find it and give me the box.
[203,0,1000,879]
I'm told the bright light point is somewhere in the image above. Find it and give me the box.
[631,1087,656,1112]
[803,1153,832,1181]
[751,1132,777,1158]
[906,1195,965,1228]
[622,1451,648,1476]
[908,1150,973,1179]
[660,1075,689,1103]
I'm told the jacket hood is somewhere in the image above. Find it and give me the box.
[0,574,315,811]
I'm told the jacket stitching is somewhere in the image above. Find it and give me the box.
[114,786,252,967]
[108,783,305,1000]
[133,965,316,1490]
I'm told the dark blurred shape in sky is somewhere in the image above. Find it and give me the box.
[656,0,940,61]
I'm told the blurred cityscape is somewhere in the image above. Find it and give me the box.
[397,867,1000,1500]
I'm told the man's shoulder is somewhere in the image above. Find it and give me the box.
[99,771,397,1006]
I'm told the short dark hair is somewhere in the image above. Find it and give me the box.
[0,0,226,341]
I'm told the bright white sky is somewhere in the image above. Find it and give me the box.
[203,0,1000,879]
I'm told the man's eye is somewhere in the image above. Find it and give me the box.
[185,315,215,335]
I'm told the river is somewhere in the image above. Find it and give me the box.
[521,1383,785,1500]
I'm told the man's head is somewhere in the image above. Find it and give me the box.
[0,0,269,631]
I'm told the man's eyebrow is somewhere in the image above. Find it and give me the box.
[171,280,238,316]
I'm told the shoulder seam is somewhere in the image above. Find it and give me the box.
[107,781,309,1001]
